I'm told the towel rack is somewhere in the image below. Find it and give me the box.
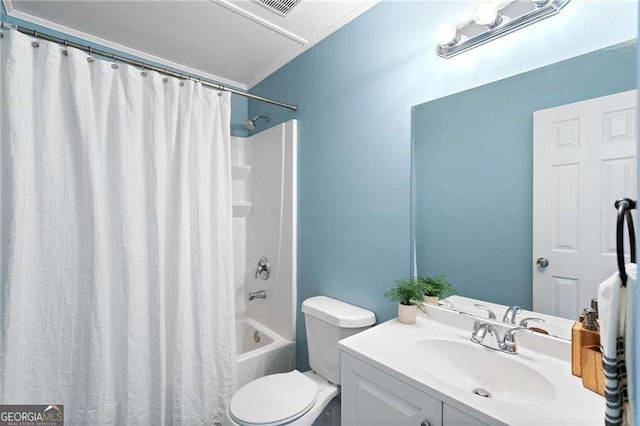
[615,198,637,286]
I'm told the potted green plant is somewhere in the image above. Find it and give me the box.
[384,278,425,324]
[418,273,454,305]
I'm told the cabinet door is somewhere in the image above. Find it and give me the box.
[443,404,487,426]
[341,352,442,426]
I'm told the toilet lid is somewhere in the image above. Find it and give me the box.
[230,371,319,426]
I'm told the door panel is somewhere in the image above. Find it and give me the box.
[533,90,637,318]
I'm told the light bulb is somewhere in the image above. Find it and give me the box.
[436,22,458,46]
[473,1,500,27]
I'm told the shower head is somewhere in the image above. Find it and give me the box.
[244,114,271,131]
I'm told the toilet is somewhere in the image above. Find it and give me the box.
[225,296,376,426]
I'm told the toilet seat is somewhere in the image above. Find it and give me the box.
[229,370,319,426]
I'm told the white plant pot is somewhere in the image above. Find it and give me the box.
[398,303,418,324]
[423,295,439,306]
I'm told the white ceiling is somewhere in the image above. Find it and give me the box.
[3,0,379,89]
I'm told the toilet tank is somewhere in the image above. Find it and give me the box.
[301,296,376,385]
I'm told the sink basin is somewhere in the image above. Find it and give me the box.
[409,339,556,405]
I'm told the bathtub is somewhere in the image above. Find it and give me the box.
[236,317,296,388]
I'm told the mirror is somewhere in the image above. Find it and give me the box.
[412,40,637,322]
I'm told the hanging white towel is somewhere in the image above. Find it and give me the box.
[625,264,636,425]
[599,264,636,426]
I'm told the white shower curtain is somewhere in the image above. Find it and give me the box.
[0,30,236,424]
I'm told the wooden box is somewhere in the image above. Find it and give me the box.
[581,345,605,396]
[571,322,600,377]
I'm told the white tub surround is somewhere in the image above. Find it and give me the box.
[232,136,252,319]
[231,121,297,342]
[245,121,297,342]
[235,318,295,389]
[339,305,603,425]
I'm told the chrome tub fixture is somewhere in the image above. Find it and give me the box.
[249,290,267,301]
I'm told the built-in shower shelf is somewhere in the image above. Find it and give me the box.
[233,203,252,218]
[232,165,252,181]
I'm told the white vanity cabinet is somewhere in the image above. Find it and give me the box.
[442,404,486,426]
[341,352,486,426]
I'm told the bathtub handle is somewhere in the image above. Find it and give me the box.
[255,257,270,280]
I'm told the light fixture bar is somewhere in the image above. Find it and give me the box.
[437,0,571,59]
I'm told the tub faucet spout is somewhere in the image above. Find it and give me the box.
[249,290,266,301]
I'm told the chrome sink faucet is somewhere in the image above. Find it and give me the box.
[460,312,531,355]
[502,306,522,324]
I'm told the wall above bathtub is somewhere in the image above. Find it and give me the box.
[246,1,638,370]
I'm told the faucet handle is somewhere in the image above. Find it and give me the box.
[255,257,270,280]
[500,326,532,354]
[474,303,497,320]
[519,317,545,328]
[503,326,531,340]
[459,311,481,332]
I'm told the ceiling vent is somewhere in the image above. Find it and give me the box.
[254,0,302,16]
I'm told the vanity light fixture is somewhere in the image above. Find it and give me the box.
[436,0,571,59]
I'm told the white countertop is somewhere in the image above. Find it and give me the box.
[338,306,604,425]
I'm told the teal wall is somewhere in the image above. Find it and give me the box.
[0,3,249,136]
[636,6,640,425]
[414,43,636,309]
[247,1,638,370]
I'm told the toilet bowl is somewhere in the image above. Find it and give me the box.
[225,370,337,426]
[225,296,375,426]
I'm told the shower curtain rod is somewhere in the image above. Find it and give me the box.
[0,21,298,112]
